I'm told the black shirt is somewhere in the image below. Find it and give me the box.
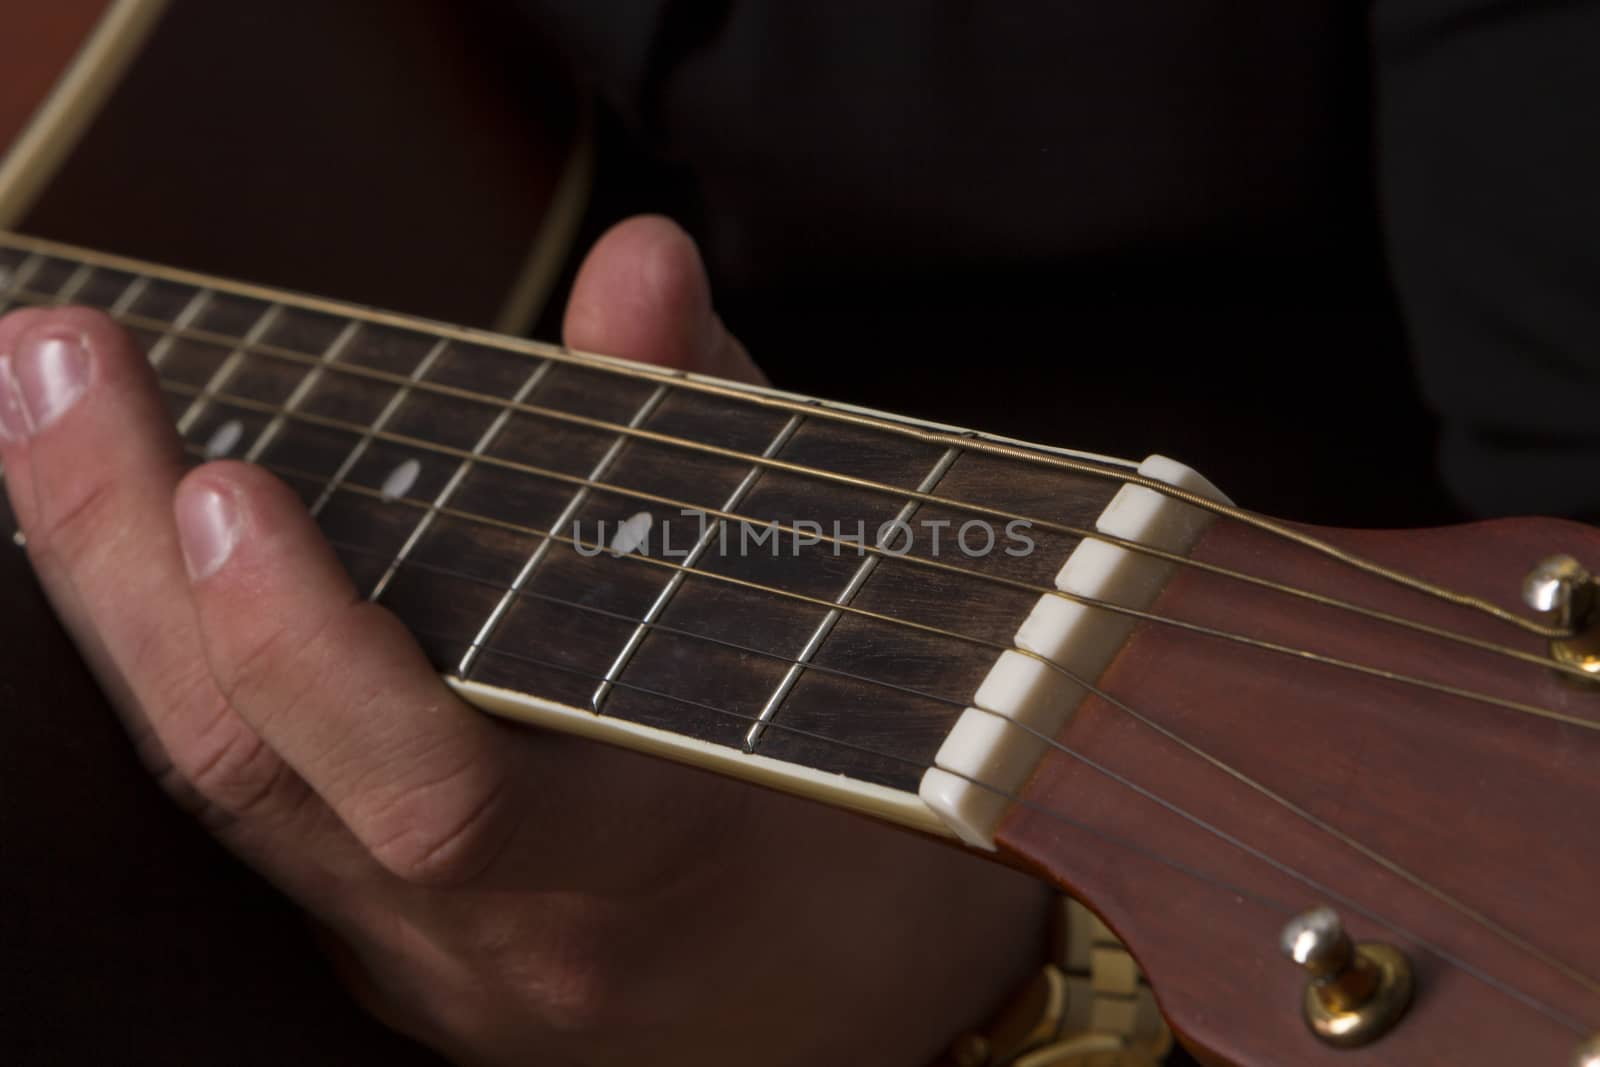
[513,0,1600,524]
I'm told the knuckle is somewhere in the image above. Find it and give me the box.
[177,703,293,819]
[24,471,125,582]
[359,760,509,887]
[213,600,505,881]
[219,600,349,723]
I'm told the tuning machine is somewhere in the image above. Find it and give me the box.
[1523,555,1600,679]
[1280,907,1413,1048]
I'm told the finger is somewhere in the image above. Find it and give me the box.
[175,460,523,886]
[0,309,309,830]
[563,214,765,384]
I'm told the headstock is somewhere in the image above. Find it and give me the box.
[996,515,1600,1066]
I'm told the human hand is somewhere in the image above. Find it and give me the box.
[0,216,1048,1067]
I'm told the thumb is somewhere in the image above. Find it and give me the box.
[562,215,765,384]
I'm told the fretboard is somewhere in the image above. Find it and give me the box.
[0,232,1141,834]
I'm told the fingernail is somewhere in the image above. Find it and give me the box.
[0,356,25,444]
[13,328,90,434]
[176,482,240,581]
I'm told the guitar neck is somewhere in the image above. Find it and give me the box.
[0,229,1187,841]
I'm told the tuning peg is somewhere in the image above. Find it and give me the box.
[1280,907,1413,1048]
[1524,555,1596,632]
[1524,556,1600,678]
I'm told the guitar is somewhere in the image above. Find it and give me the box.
[2,229,1597,1067]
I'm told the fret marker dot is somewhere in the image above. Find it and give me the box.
[382,458,422,501]
[204,419,244,459]
[609,511,653,557]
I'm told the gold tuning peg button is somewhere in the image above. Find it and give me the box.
[1280,907,1414,1048]
[1524,555,1600,678]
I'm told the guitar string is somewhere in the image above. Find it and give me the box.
[115,303,1586,650]
[221,445,1600,1019]
[153,376,1600,734]
[0,251,1580,644]
[2,277,1590,680]
[80,311,1600,672]
[0,240,1576,643]
[302,531,1591,1037]
[7,254,1598,1019]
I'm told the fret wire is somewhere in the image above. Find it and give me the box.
[458,626,934,771]
[324,532,974,716]
[309,336,451,518]
[145,286,213,369]
[55,264,94,303]
[457,383,671,677]
[108,274,152,317]
[0,236,1580,639]
[368,355,558,603]
[0,254,46,303]
[590,411,806,713]
[174,303,284,437]
[744,445,962,752]
[172,432,1600,1017]
[243,318,361,463]
[7,282,1584,666]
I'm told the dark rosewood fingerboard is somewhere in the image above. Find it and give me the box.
[0,241,1122,792]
